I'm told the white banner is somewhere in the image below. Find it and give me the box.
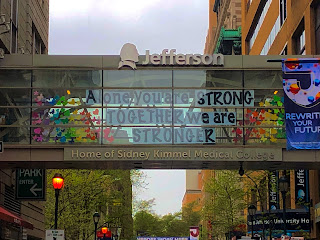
[46,230,64,240]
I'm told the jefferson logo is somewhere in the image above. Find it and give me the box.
[142,49,224,66]
[118,43,139,70]
[119,43,224,69]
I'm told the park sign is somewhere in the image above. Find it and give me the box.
[16,169,46,200]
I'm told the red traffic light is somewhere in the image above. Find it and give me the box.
[101,227,108,234]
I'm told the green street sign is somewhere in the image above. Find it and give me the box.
[16,169,46,200]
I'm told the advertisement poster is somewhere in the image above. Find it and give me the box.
[295,169,309,206]
[269,171,279,210]
[282,59,320,150]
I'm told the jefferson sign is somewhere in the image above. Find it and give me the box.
[142,49,224,66]
[118,43,224,69]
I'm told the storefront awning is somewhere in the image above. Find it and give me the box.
[0,206,33,229]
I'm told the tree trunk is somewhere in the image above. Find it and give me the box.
[121,170,133,240]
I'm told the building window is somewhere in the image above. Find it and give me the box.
[11,24,17,53]
[293,21,305,55]
[32,23,46,54]
[248,1,272,52]
[315,1,320,54]
[299,30,306,55]
[10,0,18,53]
[281,45,288,55]
[280,0,287,26]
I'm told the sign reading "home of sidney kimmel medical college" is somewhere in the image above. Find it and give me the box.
[65,147,281,161]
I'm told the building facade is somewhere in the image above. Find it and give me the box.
[242,0,320,55]
[182,170,202,212]
[0,0,49,55]
[201,1,320,239]
[0,1,49,239]
[204,0,242,55]
[241,0,320,239]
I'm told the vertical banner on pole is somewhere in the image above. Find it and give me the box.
[295,169,309,206]
[282,59,320,150]
[269,170,279,210]
[190,226,199,240]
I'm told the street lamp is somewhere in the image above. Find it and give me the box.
[52,173,64,229]
[279,175,289,236]
[248,204,257,238]
[93,212,100,240]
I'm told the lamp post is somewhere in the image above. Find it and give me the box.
[248,204,257,238]
[279,175,289,236]
[93,212,100,240]
[52,173,64,230]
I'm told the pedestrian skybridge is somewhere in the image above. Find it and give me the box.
[0,55,319,169]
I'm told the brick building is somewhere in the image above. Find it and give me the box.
[0,1,49,239]
[204,0,242,55]
[0,0,48,55]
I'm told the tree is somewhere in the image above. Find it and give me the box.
[133,204,200,238]
[134,210,163,237]
[45,169,137,240]
[203,170,246,239]
[133,198,156,215]
[161,212,189,237]
[182,201,201,227]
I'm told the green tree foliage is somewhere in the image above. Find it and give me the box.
[161,213,188,237]
[203,170,246,239]
[182,201,201,227]
[134,210,163,236]
[133,202,200,238]
[45,169,137,240]
[133,198,156,215]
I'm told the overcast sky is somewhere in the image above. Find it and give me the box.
[49,0,208,215]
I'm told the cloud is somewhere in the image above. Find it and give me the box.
[138,170,186,216]
[49,0,207,54]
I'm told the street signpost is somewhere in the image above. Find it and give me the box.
[46,230,64,240]
[16,169,46,200]
[105,217,121,228]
